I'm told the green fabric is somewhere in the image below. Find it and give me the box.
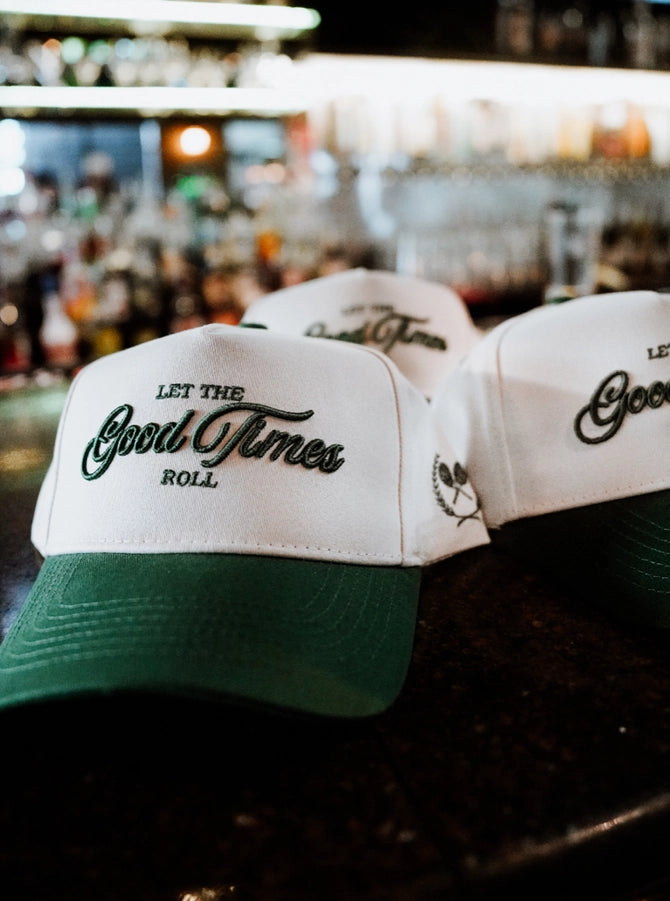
[495,489,670,628]
[0,553,420,718]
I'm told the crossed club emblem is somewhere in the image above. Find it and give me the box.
[432,455,482,526]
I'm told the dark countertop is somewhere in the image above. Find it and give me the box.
[1,377,670,901]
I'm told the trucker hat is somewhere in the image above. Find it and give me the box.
[0,323,488,717]
[431,289,670,628]
[240,268,482,398]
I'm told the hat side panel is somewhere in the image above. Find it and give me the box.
[31,365,90,556]
[395,363,490,560]
[432,329,518,529]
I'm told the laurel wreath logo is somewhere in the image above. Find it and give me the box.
[432,455,482,526]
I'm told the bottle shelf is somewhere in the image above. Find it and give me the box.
[0,0,321,40]
[0,85,310,117]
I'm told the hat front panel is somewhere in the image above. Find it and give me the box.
[241,268,481,398]
[498,292,670,519]
[39,326,405,565]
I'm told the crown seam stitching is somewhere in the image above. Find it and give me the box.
[493,319,520,523]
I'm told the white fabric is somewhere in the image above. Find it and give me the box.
[33,324,489,565]
[431,291,670,527]
[240,268,482,399]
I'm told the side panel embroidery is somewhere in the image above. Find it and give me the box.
[432,455,482,525]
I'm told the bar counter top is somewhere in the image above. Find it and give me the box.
[1,376,669,901]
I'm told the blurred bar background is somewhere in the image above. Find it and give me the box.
[3,0,670,375]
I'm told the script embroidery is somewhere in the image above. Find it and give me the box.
[81,402,345,480]
[306,309,447,354]
[574,369,670,444]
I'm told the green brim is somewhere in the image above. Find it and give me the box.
[0,553,420,718]
[495,489,670,629]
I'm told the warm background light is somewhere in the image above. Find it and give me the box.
[179,126,212,157]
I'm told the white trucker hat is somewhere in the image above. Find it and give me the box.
[431,290,670,627]
[0,324,488,717]
[240,268,482,398]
